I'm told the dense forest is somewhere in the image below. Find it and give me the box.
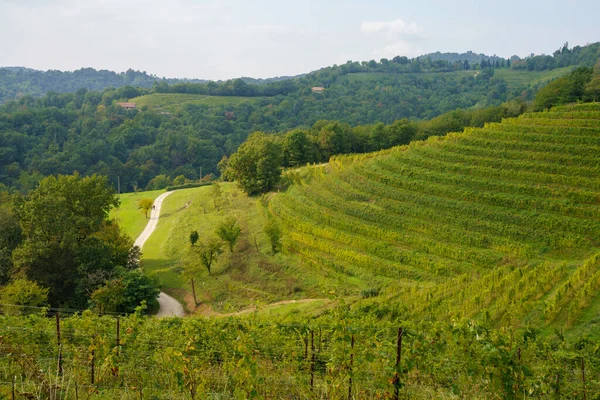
[0,79,521,193]
[0,42,598,195]
[0,67,209,104]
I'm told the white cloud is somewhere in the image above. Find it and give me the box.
[242,24,291,34]
[360,18,423,59]
[360,18,422,39]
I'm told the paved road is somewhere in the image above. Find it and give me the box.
[133,191,185,318]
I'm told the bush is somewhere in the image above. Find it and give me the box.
[361,288,380,299]
[0,279,49,315]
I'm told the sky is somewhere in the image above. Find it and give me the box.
[0,0,598,80]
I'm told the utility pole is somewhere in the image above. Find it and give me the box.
[117,175,120,195]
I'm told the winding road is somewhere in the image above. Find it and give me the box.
[134,191,185,318]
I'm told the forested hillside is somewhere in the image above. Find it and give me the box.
[0,67,210,104]
[2,41,598,105]
[2,52,597,194]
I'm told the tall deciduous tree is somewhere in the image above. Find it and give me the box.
[211,182,223,210]
[138,198,154,218]
[12,173,123,306]
[264,220,282,255]
[0,207,22,284]
[228,132,282,195]
[216,217,241,252]
[197,237,223,274]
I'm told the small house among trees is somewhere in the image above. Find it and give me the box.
[311,87,325,93]
[117,102,136,110]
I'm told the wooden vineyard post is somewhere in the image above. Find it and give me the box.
[581,356,587,400]
[318,328,322,354]
[310,330,315,391]
[392,327,403,400]
[348,334,354,400]
[304,332,309,360]
[56,312,63,375]
[116,317,120,357]
[91,349,95,385]
[11,375,15,400]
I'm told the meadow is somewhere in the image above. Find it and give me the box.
[109,189,164,239]
[342,66,574,90]
[128,93,264,112]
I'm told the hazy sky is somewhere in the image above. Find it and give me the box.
[1,0,598,80]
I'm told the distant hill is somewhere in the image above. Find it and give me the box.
[0,67,206,104]
[1,41,598,105]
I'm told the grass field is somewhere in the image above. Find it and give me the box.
[109,189,164,240]
[139,183,341,314]
[494,65,574,87]
[342,66,574,89]
[129,93,264,112]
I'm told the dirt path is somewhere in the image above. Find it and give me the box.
[134,191,185,318]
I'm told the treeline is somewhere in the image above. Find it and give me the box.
[0,69,527,193]
[224,100,528,195]
[0,67,207,104]
[152,77,299,97]
[2,42,597,105]
[511,41,600,71]
[226,63,600,196]
[0,51,596,195]
[0,174,159,311]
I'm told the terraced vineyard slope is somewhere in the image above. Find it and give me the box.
[270,102,600,333]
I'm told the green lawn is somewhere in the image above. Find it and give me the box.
[129,93,265,112]
[494,66,574,88]
[110,189,164,240]
[138,183,332,314]
[342,67,574,89]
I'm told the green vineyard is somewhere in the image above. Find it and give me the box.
[3,103,600,399]
[270,102,600,331]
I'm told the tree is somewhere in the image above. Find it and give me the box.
[585,61,600,101]
[228,132,282,195]
[146,174,171,190]
[211,182,223,210]
[182,261,201,306]
[138,198,154,218]
[0,207,22,284]
[264,220,282,255]
[532,67,593,111]
[12,173,122,307]
[189,230,199,246]
[217,155,235,182]
[0,278,49,315]
[216,217,241,252]
[90,269,159,314]
[173,174,186,186]
[283,130,312,167]
[197,237,223,274]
